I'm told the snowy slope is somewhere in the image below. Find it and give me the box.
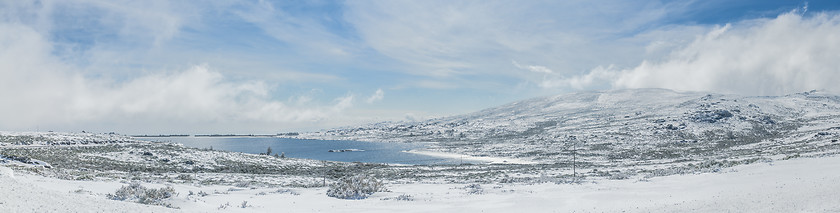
[300,88,840,168]
[0,167,177,212]
[3,152,839,212]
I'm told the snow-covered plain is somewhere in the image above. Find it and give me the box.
[2,153,839,212]
[2,89,840,212]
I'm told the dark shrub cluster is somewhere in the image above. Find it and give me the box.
[107,183,176,207]
[326,175,385,200]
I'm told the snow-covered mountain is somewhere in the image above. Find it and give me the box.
[301,88,840,167]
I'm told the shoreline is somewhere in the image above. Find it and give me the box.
[404,149,536,165]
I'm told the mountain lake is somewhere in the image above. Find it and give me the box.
[139,137,478,165]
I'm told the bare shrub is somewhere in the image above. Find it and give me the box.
[464,184,483,194]
[107,183,176,207]
[326,175,386,200]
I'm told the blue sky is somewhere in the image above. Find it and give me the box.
[1,0,840,134]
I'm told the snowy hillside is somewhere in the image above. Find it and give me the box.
[2,89,840,212]
[0,131,140,146]
[301,88,840,169]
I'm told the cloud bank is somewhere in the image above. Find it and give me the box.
[546,11,840,96]
[2,1,838,134]
[613,11,840,95]
[0,20,355,134]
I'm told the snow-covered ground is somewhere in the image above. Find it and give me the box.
[0,167,176,212]
[298,89,840,169]
[3,89,840,212]
[405,149,537,164]
[2,154,839,212]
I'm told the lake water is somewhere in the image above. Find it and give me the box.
[141,137,476,165]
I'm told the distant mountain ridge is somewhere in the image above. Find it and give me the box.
[299,88,840,167]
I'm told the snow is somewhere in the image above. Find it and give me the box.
[404,149,537,164]
[0,167,177,212]
[296,89,840,176]
[0,166,13,178]
[2,89,840,212]
[0,131,139,146]
[2,154,839,212]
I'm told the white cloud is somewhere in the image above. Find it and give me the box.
[366,89,385,104]
[5,0,836,134]
[542,65,620,90]
[342,1,680,79]
[0,21,357,133]
[512,61,553,74]
[83,0,186,45]
[610,11,840,95]
[234,0,358,58]
[512,61,618,90]
[403,113,420,122]
[5,0,189,47]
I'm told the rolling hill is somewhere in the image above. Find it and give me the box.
[301,88,840,171]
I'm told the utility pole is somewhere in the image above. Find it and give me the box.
[566,135,578,182]
[573,140,576,180]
